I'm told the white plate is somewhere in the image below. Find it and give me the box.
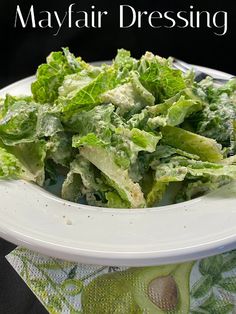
[0,67,236,267]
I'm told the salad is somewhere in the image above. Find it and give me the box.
[0,48,236,208]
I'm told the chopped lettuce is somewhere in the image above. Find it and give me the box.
[115,128,161,153]
[147,96,202,128]
[190,77,236,147]
[63,103,114,138]
[0,95,38,145]
[62,156,108,205]
[59,65,122,114]
[32,48,87,104]
[138,52,187,102]
[151,156,236,204]
[0,140,47,185]
[105,191,130,208]
[80,146,146,208]
[166,96,202,126]
[101,72,155,116]
[47,132,72,167]
[9,141,47,186]
[146,180,167,207]
[153,156,236,180]
[176,177,232,202]
[0,146,29,180]
[113,49,137,72]
[1,47,236,208]
[36,105,63,138]
[161,126,223,162]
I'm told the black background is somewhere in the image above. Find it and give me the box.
[0,0,236,88]
[0,0,235,313]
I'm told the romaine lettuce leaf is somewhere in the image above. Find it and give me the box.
[127,108,149,129]
[166,96,202,126]
[105,191,130,208]
[149,155,236,203]
[161,126,223,162]
[146,181,168,207]
[58,65,102,99]
[0,146,30,180]
[0,95,38,145]
[100,83,139,116]
[59,66,122,113]
[138,52,186,103]
[147,89,202,129]
[174,156,236,179]
[70,107,161,172]
[230,120,236,155]
[32,48,87,104]
[115,128,161,153]
[36,104,63,138]
[132,144,199,176]
[62,156,93,202]
[176,177,232,202]
[154,162,187,183]
[63,103,114,138]
[0,140,47,185]
[69,104,115,149]
[152,155,236,189]
[110,128,161,170]
[73,133,106,148]
[101,72,155,117]
[9,140,47,185]
[113,49,137,72]
[147,96,202,129]
[0,96,65,146]
[47,132,72,167]
[61,171,83,203]
[80,146,146,208]
[194,95,236,147]
[190,77,236,148]
[62,155,110,206]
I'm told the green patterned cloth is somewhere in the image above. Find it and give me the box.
[6,247,236,313]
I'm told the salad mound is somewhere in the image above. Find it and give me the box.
[1,48,236,208]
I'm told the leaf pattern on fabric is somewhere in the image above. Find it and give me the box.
[6,248,236,314]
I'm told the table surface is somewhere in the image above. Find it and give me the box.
[0,238,48,314]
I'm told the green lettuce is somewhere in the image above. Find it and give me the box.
[0,147,30,180]
[151,156,236,203]
[138,52,186,102]
[101,72,155,116]
[105,191,130,208]
[0,96,65,146]
[173,156,236,179]
[1,47,236,208]
[113,49,137,72]
[36,104,63,138]
[47,132,72,167]
[0,95,38,145]
[63,103,114,138]
[161,126,223,162]
[146,181,168,207]
[176,177,232,202]
[62,156,106,204]
[79,146,146,208]
[62,155,126,207]
[9,141,47,185]
[190,77,236,147]
[147,96,202,129]
[59,65,122,113]
[0,140,47,185]
[32,48,87,104]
